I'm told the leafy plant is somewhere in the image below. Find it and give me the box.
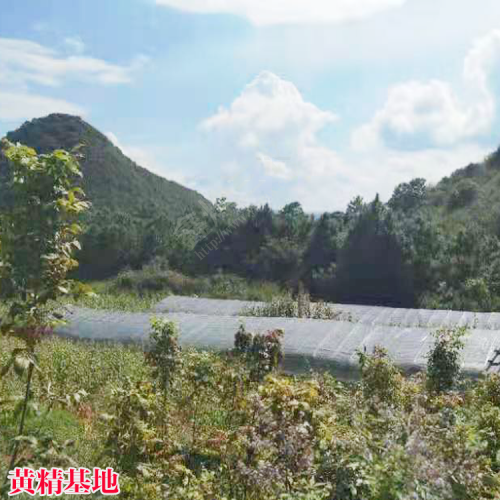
[448,179,480,209]
[426,327,467,393]
[102,380,165,475]
[0,139,90,481]
[242,295,344,320]
[233,324,284,382]
[146,318,181,392]
[357,346,404,406]
[2,333,500,499]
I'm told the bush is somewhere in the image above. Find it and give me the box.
[243,295,297,318]
[233,324,284,381]
[146,318,181,391]
[111,264,284,302]
[2,334,500,499]
[102,380,166,475]
[475,373,500,407]
[426,327,467,393]
[448,179,480,209]
[357,346,404,406]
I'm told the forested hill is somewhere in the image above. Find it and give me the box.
[1,114,210,220]
[183,144,500,312]
[3,113,500,309]
[426,146,500,228]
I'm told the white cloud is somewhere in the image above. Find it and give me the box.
[203,71,336,137]
[201,71,340,181]
[200,71,492,212]
[257,152,292,179]
[0,37,147,89]
[353,30,500,151]
[64,36,86,55]
[156,0,406,26]
[0,37,147,126]
[200,71,364,211]
[354,144,490,197]
[201,70,337,163]
[0,91,85,122]
[301,145,491,212]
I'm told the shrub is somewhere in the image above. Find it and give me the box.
[357,346,404,406]
[426,327,467,393]
[146,318,181,392]
[111,264,284,302]
[102,380,165,475]
[476,405,500,469]
[463,277,492,311]
[2,335,500,498]
[231,376,320,497]
[234,323,254,354]
[476,373,500,407]
[0,139,90,477]
[242,295,297,318]
[448,179,480,209]
[233,325,284,381]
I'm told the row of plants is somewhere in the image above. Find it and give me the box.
[240,294,348,321]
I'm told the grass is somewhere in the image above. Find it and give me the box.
[108,264,285,302]
[66,280,165,312]
[64,265,286,312]
[0,334,148,499]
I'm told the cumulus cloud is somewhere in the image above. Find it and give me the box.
[156,0,406,26]
[353,144,491,196]
[200,71,367,211]
[200,71,491,212]
[353,30,500,151]
[202,71,336,139]
[257,153,292,180]
[200,71,340,180]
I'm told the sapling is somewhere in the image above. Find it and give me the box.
[426,326,467,393]
[0,140,90,486]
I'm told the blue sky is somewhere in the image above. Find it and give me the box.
[1,0,500,212]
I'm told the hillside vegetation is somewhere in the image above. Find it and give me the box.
[1,114,209,219]
[428,148,500,227]
[182,146,500,312]
[2,115,500,310]
[0,114,213,279]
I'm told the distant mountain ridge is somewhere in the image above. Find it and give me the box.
[1,113,211,220]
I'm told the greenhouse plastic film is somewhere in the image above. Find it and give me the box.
[155,296,500,329]
[56,305,500,380]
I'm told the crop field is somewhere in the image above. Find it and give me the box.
[2,319,500,499]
